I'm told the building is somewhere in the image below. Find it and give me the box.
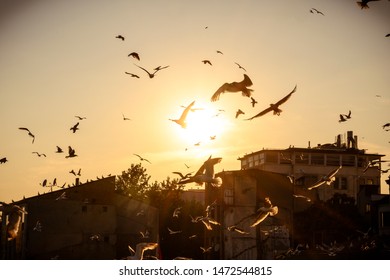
[0,176,159,260]
[204,169,293,260]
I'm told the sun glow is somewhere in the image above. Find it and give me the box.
[175,102,231,148]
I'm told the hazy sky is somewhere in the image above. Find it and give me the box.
[1,0,389,202]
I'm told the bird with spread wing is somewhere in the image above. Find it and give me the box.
[211,74,253,102]
[250,197,278,227]
[169,100,195,128]
[246,85,296,120]
[179,156,222,187]
[307,165,342,190]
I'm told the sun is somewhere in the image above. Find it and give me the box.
[176,102,231,147]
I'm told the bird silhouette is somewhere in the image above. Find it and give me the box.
[339,114,347,123]
[169,100,195,128]
[65,146,77,158]
[202,60,212,65]
[246,85,296,120]
[128,52,140,60]
[235,109,245,119]
[115,35,125,41]
[179,156,222,187]
[134,153,151,163]
[70,122,80,133]
[0,157,8,164]
[307,165,342,190]
[250,197,278,227]
[227,225,250,234]
[172,171,193,180]
[356,0,380,9]
[216,50,223,55]
[75,115,86,120]
[382,123,390,130]
[18,127,35,143]
[124,72,140,78]
[211,74,254,101]
[234,62,246,71]
[32,152,46,157]
[167,227,182,235]
[310,8,324,15]
[250,97,258,107]
[122,114,131,120]
[172,207,182,218]
[134,64,168,78]
[55,146,63,153]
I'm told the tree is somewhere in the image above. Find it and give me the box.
[115,163,151,201]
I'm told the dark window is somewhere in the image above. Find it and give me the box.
[381,212,390,227]
[342,155,356,167]
[334,177,347,190]
[326,155,340,166]
[265,152,278,163]
[311,154,324,165]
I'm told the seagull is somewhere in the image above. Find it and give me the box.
[128,52,140,60]
[293,194,311,202]
[133,153,151,163]
[69,169,77,176]
[356,0,380,9]
[172,171,193,180]
[216,50,223,55]
[307,165,342,190]
[227,225,250,235]
[1,157,8,164]
[250,197,278,227]
[18,127,35,143]
[122,114,131,120]
[115,35,125,41]
[339,114,347,123]
[250,97,258,107]
[75,116,86,120]
[246,85,296,120]
[0,202,28,241]
[65,146,77,158]
[169,100,195,128]
[32,152,46,157]
[33,220,43,232]
[235,109,245,119]
[70,122,80,133]
[134,64,159,78]
[55,146,63,153]
[202,60,212,65]
[40,179,47,187]
[139,230,150,239]
[382,123,390,130]
[179,156,223,187]
[211,74,254,101]
[124,72,140,78]
[200,246,212,253]
[172,207,182,218]
[310,8,324,15]
[125,242,158,260]
[234,62,246,71]
[167,227,182,235]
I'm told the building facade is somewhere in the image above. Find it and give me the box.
[0,176,159,260]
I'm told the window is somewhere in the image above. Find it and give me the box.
[280,152,292,164]
[295,153,309,164]
[342,155,356,167]
[265,152,278,163]
[381,212,390,228]
[224,189,234,205]
[334,177,347,190]
[326,155,340,166]
[311,154,324,165]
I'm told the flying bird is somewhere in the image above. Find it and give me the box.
[169,100,195,128]
[70,122,80,133]
[339,110,351,122]
[125,72,140,78]
[128,52,140,60]
[307,165,342,190]
[167,227,182,235]
[133,153,151,163]
[0,157,8,164]
[172,171,193,180]
[18,127,35,143]
[75,116,86,120]
[216,50,223,55]
[211,74,254,101]
[356,0,380,9]
[32,152,46,157]
[125,242,158,260]
[310,8,324,15]
[122,114,131,121]
[234,62,246,71]
[250,197,278,227]
[202,60,212,65]
[235,109,245,119]
[115,35,125,41]
[172,207,182,218]
[246,85,296,120]
[55,146,63,153]
[179,156,222,187]
[382,123,390,130]
[250,97,258,107]
[65,146,77,158]
[227,225,250,235]
[134,64,168,78]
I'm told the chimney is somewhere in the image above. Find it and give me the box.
[336,134,342,148]
[75,178,80,186]
[347,131,355,149]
